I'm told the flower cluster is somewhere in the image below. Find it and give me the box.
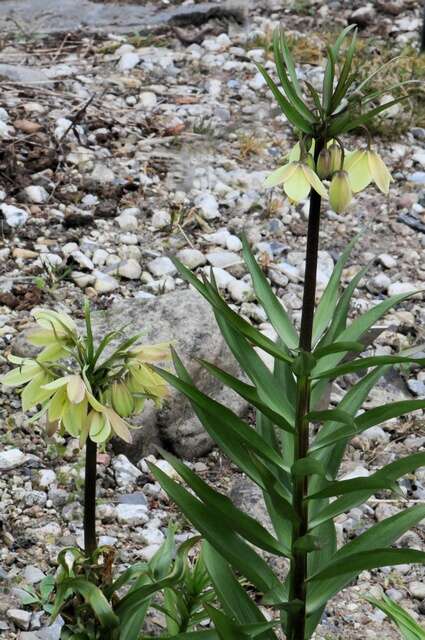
[265,139,393,213]
[0,307,171,446]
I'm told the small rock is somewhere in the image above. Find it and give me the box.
[112,454,142,488]
[92,249,109,266]
[367,273,391,294]
[350,4,376,26]
[226,235,243,252]
[7,608,31,630]
[409,172,425,185]
[148,256,177,277]
[91,163,115,184]
[118,259,142,280]
[409,581,425,599]
[378,254,397,269]
[116,212,138,231]
[0,448,27,471]
[1,204,28,227]
[227,279,255,303]
[116,503,148,525]
[176,249,206,269]
[341,466,370,481]
[359,426,390,443]
[388,282,417,296]
[24,185,49,204]
[94,271,119,293]
[151,209,171,229]
[23,565,45,585]
[38,469,57,488]
[119,52,140,72]
[206,250,241,269]
[139,91,157,109]
[195,192,220,220]
[117,492,147,506]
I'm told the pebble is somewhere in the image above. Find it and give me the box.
[409,581,425,599]
[367,273,391,294]
[116,503,149,525]
[93,271,119,293]
[147,256,177,277]
[409,172,425,184]
[226,235,243,252]
[195,192,220,220]
[23,565,46,585]
[112,454,141,488]
[139,91,157,109]
[7,609,32,630]
[118,259,142,279]
[206,250,241,268]
[388,282,417,296]
[0,448,27,471]
[118,51,140,72]
[200,266,236,289]
[1,204,28,227]
[227,278,255,303]
[116,212,138,231]
[151,209,171,229]
[378,253,397,269]
[24,185,49,204]
[176,248,206,269]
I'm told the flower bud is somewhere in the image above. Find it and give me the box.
[329,143,342,174]
[316,149,332,179]
[329,170,352,214]
[111,381,134,418]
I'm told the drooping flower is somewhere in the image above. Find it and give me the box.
[329,170,353,214]
[328,142,343,174]
[265,162,327,202]
[344,149,393,194]
[316,148,332,179]
[27,309,78,362]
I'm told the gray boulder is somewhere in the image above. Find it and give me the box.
[93,289,248,460]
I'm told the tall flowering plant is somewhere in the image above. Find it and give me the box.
[146,27,425,640]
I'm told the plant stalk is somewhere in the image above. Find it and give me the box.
[288,140,324,640]
[84,437,98,555]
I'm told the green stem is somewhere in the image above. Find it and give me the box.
[287,139,324,640]
[84,437,97,556]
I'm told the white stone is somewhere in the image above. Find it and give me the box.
[200,266,236,289]
[118,51,140,72]
[227,279,255,303]
[71,250,94,270]
[203,228,231,246]
[7,609,31,630]
[378,253,397,269]
[62,242,79,255]
[341,466,370,481]
[226,235,242,252]
[140,526,165,546]
[151,209,171,229]
[1,204,28,227]
[155,459,180,480]
[71,271,95,288]
[139,91,157,108]
[24,185,49,204]
[176,249,206,269]
[91,163,115,184]
[113,454,142,488]
[94,271,119,293]
[388,282,417,296]
[413,151,425,167]
[118,258,142,280]
[360,426,390,443]
[249,72,267,90]
[275,262,301,282]
[140,544,161,560]
[205,78,222,96]
[0,448,26,470]
[409,581,425,599]
[92,249,109,266]
[116,503,148,525]
[148,256,176,277]
[38,469,57,488]
[206,250,241,269]
[23,565,46,585]
[117,213,138,231]
[195,192,220,220]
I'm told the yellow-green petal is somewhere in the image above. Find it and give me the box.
[21,373,54,411]
[62,398,88,438]
[283,165,311,202]
[265,162,298,188]
[104,407,132,443]
[48,387,67,422]
[344,150,371,193]
[302,165,328,198]
[368,150,392,194]
[66,374,86,404]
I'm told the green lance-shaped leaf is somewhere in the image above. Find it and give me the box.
[307,408,356,428]
[311,398,425,453]
[214,314,295,425]
[168,349,284,492]
[256,63,314,134]
[199,358,294,433]
[242,234,299,350]
[312,353,425,381]
[157,449,292,558]
[154,365,291,475]
[204,543,278,640]
[309,491,371,530]
[309,549,425,582]
[330,28,358,112]
[172,257,293,364]
[148,462,280,594]
[365,595,425,640]
[50,578,119,628]
[313,341,363,360]
[322,45,335,114]
[309,452,425,499]
[272,30,316,124]
[311,290,419,379]
[205,605,277,640]
[306,505,425,614]
[330,95,410,136]
[277,28,304,99]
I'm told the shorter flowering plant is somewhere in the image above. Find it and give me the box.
[1,304,170,447]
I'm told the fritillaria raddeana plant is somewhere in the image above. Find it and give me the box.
[145,27,425,640]
[0,304,170,555]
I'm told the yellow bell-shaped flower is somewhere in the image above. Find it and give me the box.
[344,149,393,194]
[329,170,353,214]
[265,161,327,202]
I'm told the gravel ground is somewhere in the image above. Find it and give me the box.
[1,0,425,638]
